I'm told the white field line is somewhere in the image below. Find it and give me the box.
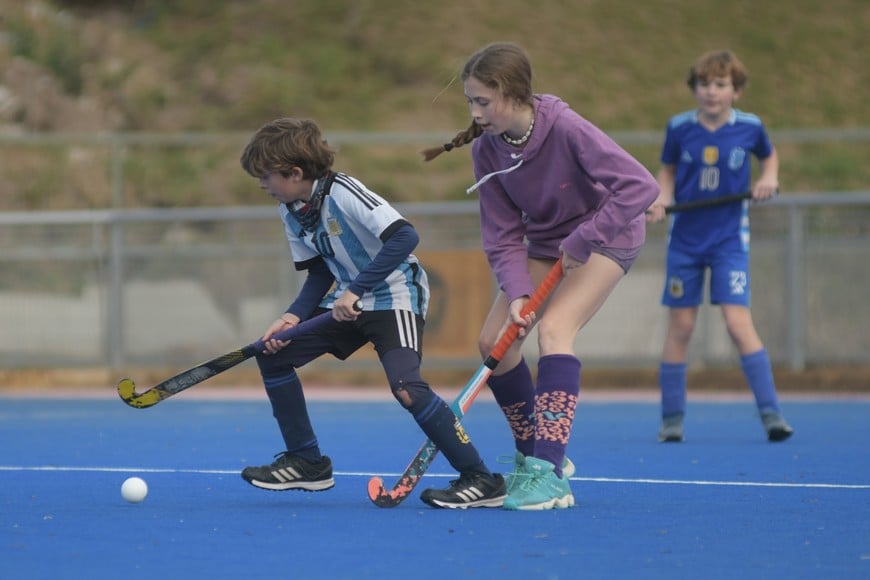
[1,465,868,490]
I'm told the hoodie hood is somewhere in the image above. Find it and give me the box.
[467,93,659,303]
[467,95,568,194]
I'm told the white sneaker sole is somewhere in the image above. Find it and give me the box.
[429,495,507,509]
[246,477,335,491]
[506,493,575,511]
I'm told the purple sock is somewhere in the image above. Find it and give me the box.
[487,358,535,457]
[534,354,581,477]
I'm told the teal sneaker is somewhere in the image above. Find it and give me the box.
[499,452,527,495]
[501,452,576,494]
[562,456,576,478]
[502,457,575,511]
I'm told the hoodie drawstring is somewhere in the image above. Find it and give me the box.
[466,158,524,194]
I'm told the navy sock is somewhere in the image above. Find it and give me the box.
[741,348,780,413]
[534,354,580,477]
[414,394,488,475]
[487,358,535,457]
[380,348,488,476]
[660,362,687,418]
[260,367,321,462]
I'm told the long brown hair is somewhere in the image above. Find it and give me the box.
[422,42,534,162]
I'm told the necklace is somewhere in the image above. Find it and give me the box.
[501,116,535,146]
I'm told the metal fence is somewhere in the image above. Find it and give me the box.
[1,192,868,373]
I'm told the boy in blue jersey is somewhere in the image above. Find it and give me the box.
[646,51,793,443]
[238,117,506,508]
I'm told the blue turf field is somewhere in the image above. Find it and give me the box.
[1,393,868,579]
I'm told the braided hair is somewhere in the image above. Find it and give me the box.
[422,42,534,162]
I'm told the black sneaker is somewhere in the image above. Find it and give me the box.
[241,452,335,491]
[420,471,507,509]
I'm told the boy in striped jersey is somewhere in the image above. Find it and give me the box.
[646,51,793,443]
[238,118,505,508]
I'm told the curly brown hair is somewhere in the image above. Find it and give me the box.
[240,118,335,179]
[687,50,749,92]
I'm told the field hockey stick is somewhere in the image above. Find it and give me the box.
[659,191,753,214]
[117,302,360,409]
[367,257,564,507]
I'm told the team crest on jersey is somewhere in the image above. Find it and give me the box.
[668,276,684,298]
[728,147,746,170]
[702,146,719,165]
[326,217,342,236]
[454,419,471,444]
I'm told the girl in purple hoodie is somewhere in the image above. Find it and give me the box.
[424,42,659,510]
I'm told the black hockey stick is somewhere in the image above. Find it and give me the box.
[663,191,753,214]
[367,258,564,507]
[118,303,359,408]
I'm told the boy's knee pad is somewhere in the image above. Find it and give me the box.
[389,369,433,413]
[382,348,433,413]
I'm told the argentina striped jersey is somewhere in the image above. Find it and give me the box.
[279,173,429,317]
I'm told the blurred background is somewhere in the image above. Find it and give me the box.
[0,0,867,391]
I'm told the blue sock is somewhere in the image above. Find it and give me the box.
[660,362,687,418]
[487,358,536,457]
[534,354,580,478]
[740,348,780,413]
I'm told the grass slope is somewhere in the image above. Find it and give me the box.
[0,0,867,208]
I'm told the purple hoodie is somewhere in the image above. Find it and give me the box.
[470,94,659,302]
